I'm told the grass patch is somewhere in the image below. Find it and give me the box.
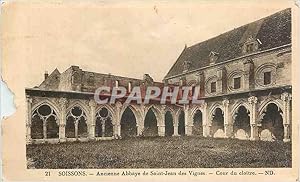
[26,136,291,169]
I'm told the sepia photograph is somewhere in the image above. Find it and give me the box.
[1,0,298,181]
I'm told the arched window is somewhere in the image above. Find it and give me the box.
[95,107,113,137]
[31,104,59,139]
[66,106,87,138]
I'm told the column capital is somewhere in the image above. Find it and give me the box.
[115,101,122,109]
[248,96,258,105]
[59,98,68,108]
[89,99,97,107]
[222,99,229,107]
[281,92,292,102]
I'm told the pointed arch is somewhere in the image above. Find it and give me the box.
[209,103,225,138]
[31,101,59,139]
[190,105,204,119]
[259,103,284,141]
[145,105,163,125]
[95,106,114,137]
[164,106,176,124]
[32,99,60,118]
[231,99,251,120]
[65,102,88,139]
[66,100,89,116]
[143,105,160,136]
[120,104,142,122]
[120,106,138,138]
[95,104,116,124]
[258,97,283,121]
[209,102,224,121]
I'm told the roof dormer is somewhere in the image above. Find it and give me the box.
[242,36,262,54]
[183,60,192,73]
[209,51,219,65]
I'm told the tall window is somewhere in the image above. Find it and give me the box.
[264,71,271,85]
[233,77,241,89]
[211,82,216,93]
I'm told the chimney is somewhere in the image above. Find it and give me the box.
[44,71,49,80]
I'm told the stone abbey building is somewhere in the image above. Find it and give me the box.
[25,8,292,144]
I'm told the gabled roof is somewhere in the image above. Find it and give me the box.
[164,8,291,79]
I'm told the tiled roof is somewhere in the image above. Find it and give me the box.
[164,8,291,79]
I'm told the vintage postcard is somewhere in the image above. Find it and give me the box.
[1,0,299,181]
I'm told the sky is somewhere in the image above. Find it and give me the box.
[2,0,292,89]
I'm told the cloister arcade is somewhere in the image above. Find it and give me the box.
[26,92,292,144]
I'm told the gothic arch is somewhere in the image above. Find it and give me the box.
[231,100,251,121]
[95,104,116,125]
[65,102,88,138]
[120,104,142,123]
[145,105,163,125]
[31,101,59,139]
[31,99,60,119]
[190,105,204,119]
[175,108,184,125]
[95,106,114,137]
[120,105,138,137]
[258,97,284,122]
[66,100,89,118]
[209,103,224,122]
[164,106,176,124]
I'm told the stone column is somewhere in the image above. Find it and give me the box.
[173,117,179,136]
[75,121,79,139]
[88,100,96,140]
[26,96,32,144]
[59,98,67,142]
[223,99,233,138]
[43,119,47,140]
[137,106,145,136]
[114,102,122,138]
[158,125,165,136]
[101,119,106,137]
[281,92,292,142]
[202,103,211,137]
[283,124,290,142]
[158,112,165,136]
[184,105,192,136]
[248,96,259,140]
[59,124,66,142]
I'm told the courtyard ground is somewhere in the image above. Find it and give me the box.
[26,136,291,169]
